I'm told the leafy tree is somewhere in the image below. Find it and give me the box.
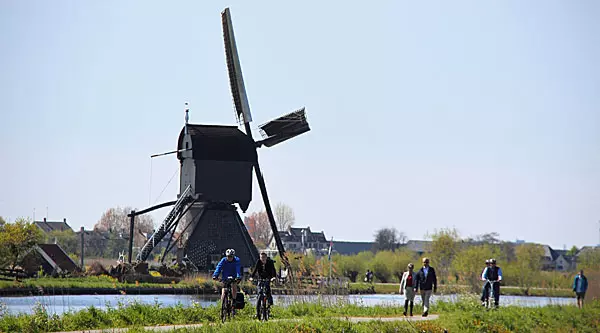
[94,206,154,248]
[334,251,375,282]
[566,245,579,257]
[511,243,545,287]
[0,217,43,270]
[577,248,600,270]
[334,254,360,282]
[374,227,401,252]
[0,216,6,227]
[45,230,78,254]
[451,244,501,290]
[427,227,461,283]
[244,210,271,248]
[274,202,295,232]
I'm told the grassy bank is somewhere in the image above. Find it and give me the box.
[0,276,226,296]
[1,297,598,333]
[433,296,600,332]
[0,276,189,289]
[125,319,444,333]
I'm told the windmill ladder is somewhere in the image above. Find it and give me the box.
[136,185,194,262]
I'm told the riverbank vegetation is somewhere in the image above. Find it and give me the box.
[274,228,600,294]
[1,297,598,333]
[2,218,599,299]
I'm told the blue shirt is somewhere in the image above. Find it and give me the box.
[213,256,242,280]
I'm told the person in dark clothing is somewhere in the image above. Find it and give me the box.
[480,259,491,305]
[483,258,503,307]
[572,269,588,309]
[414,257,437,317]
[249,252,277,311]
[365,269,374,283]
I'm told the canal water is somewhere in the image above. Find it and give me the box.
[0,293,576,316]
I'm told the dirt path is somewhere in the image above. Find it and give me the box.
[55,314,440,332]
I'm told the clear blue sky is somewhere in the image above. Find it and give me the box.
[1,1,599,250]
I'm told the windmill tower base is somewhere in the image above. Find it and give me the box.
[181,202,259,271]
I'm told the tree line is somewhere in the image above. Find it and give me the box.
[272,227,600,291]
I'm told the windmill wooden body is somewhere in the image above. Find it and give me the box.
[131,8,310,272]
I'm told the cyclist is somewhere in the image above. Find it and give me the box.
[212,248,242,303]
[480,259,491,306]
[249,252,277,315]
[483,258,503,307]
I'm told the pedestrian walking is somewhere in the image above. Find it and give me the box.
[415,257,437,317]
[572,269,588,309]
[400,263,418,316]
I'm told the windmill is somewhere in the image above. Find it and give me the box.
[220,7,309,268]
[129,7,309,273]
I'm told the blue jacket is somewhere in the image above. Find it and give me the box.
[213,256,242,280]
[573,274,588,293]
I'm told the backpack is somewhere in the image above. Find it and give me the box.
[234,291,246,309]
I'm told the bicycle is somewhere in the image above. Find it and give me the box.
[219,276,237,322]
[254,278,273,321]
[485,279,499,309]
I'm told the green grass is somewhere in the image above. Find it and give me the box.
[1,296,599,333]
[0,276,226,292]
[0,276,182,289]
[126,318,445,333]
[433,295,600,333]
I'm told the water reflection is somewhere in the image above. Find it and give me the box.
[0,293,576,316]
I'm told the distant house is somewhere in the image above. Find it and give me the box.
[552,250,576,271]
[21,244,81,276]
[513,243,576,271]
[331,241,374,255]
[266,226,329,256]
[76,229,111,257]
[34,218,73,234]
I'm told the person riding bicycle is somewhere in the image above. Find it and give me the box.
[249,252,277,309]
[480,259,491,306]
[483,258,503,307]
[212,248,242,303]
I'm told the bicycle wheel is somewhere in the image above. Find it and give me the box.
[262,296,269,321]
[221,295,228,323]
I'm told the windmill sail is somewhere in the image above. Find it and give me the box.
[222,8,252,124]
[257,107,310,147]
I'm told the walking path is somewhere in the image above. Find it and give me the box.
[55,314,440,332]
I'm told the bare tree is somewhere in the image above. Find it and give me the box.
[244,211,271,248]
[397,231,408,245]
[94,206,154,247]
[274,202,295,232]
[374,227,400,252]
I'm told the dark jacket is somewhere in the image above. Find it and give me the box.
[251,258,277,279]
[415,266,437,292]
[573,274,588,293]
